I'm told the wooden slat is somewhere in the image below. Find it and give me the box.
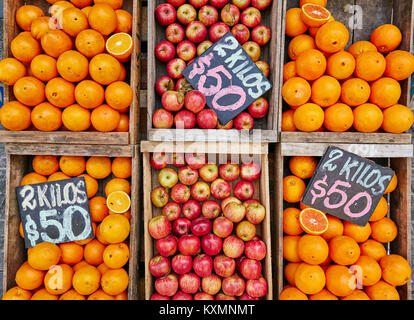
[142,152,152,300]
[281,132,412,144]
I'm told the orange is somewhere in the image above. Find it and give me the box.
[88,3,117,35]
[370,217,397,243]
[31,102,62,132]
[297,234,329,265]
[86,156,112,179]
[13,76,45,107]
[81,6,93,16]
[360,239,386,262]
[19,222,24,238]
[89,53,122,85]
[57,50,89,82]
[0,101,31,131]
[28,242,61,271]
[370,24,402,54]
[283,207,303,236]
[300,3,330,28]
[300,0,326,7]
[31,288,59,300]
[89,196,109,222]
[50,1,75,18]
[315,21,349,53]
[353,103,383,133]
[97,262,110,274]
[48,171,70,181]
[30,54,58,82]
[115,9,132,33]
[355,51,386,82]
[293,103,325,132]
[84,239,106,265]
[31,16,53,40]
[281,109,297,131]
[40,30,73,58]
[369,197,388,222]
[78,173,98,198]
[325,265,356,297]
[75,29,106,58]
[70,0,93,8]
[75,80,105,109]
[105,81,133,111]
[15,261,45,290]
[44,264,73,295]
[91,104,121,132]
[283,61,297,82]
[370,77,401,109]
[73,260,92,272]
[365,280,400,300]
[62,104,91,131]
[353,255,381,286]
[384,174,397,194]
[16,5,44,31]
[295,49,326,80]
[88,289,115,300]
[281,77,311,107]
[118,63,127,81]
[323,103,354,132]
[103,242,129,269]
[347,40,378,58]
[99,214,130,244]
[112,157,132,179]
[380,254,412,287]
[106,32,133,61]
[59,288,86,300]
[32,155,59,176]
[72,265,101,295]
[326,51,356,80]
[283,175,306,203]
[288,34,315,60]
[284,262,300,286]
[384,50,414,81]
[59,155,86,176]
[341,78,371,107]
[321,215,343,241]
[96,223,110,245]
[45,77,76,108]
[2,286,32,300]
[59,242,84,265]
[101,268,129,296]
[283,235,301,263]
[329,235,360,265]
[299,208,329,236]
[294,263,325,295]
[61,7,89,37]
[105,178,130,196]
[279,286,308,300]
[308,15,334,37]
[20,172,47,186]
[94,0,123,9]
[382,104,414,134]
[114,291,128,300]
[341,289,370,300]
[0,58,26,85]
[311,75,341,107]
[11,32,41,63]
[343,221,371,243]
[285,8,308,37]
[309,288,338,300]
[107,191,130,213]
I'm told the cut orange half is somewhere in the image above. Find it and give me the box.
[301,3,331,28]
[106,32,133,62]
[299,207,329,235]
[106,191,131,214]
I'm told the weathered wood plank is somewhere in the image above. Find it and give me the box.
[281,132,412,144]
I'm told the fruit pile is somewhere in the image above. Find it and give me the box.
[2,154,132,300]
[281,0,414,134]
[152,0,273,130]
[148,152,268,300]
[280,155,412,300]
[0,0,133,133]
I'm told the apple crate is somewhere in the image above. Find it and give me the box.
[0,0,141,145]
[1,143,141,300]
[279,0,413,144]
[141,141,273,299]
[273,142,413,300]
[145,0,282,142]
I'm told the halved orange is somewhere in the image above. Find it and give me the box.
[299,207,329,235]
[106,32,133,62]
[301,3,331,28]
[106,191,131,214]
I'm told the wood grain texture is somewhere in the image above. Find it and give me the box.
[281,132,412,144]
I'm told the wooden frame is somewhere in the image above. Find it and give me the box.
[142,141,273,300]
[279,0,414,144]
[145,0,282,142]
[273,143,413,300]
[0,0,141,145]
[1,143,141,300]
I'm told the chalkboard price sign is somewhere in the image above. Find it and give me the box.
[182,32,272,125]
[301,146,395,226]
[16,177,94,248]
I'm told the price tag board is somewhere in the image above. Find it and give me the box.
[16,177,94,248]
[182,32,272,125]
[301,146,395,226]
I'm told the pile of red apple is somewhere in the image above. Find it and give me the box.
[148,152,268,300]
[152,0,273,130]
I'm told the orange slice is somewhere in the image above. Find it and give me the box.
[301,3,331,28]
[106,32,133,62]
[299,207,329,235]
[106,191,131,214]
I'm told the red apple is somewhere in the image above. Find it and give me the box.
[178,165,199,185]
[151,293,170,300]
[155,274,178,297]
[191,217,212,236]
[197,40,213,56]
[223,202,246,223]
[234,180,255,201]
[174,110,196,129]
[194,292,214,300]
[152,108,174,129]
[198,5,219,27]
[167,58,187,79]
[246,276,267,298]
[155,40,176,62]
[184,90,206,114]
[172,153,185,167]
[190,181,210,202]
[158,167,178,189]
[177,4,197,25]
[216,119,234,129]
[210,178,231,199]
[149,255,171,277]
[201,233,223,255]
[155,3,176,26]
[176,40,197,62]
[232,0,251,10]
[251,235,262,241]
[219,162,240,181]
[251,24,271,46]
[151,186,169,208]
[172,291,193,300]
[235,255,246,273]
[238,292,258,300]
[236,220,256,241]
[243,199,260,207]
[171,254,193,274]
[189,0,208,8]
[201,200,221,219]
[241,161,261,181]
[242,41,261,62]
[241,7,261,28]
[156,235,178,257]
[171,183,191,204]
[182,199,202,220]
[178,234,201,255]
[209,22,230,42]
[252,0,272,10]
[222,274,245,296]
[246,202,265,224]
[223,235,245,258]
[248,96,269,118]
[186,21,208,43]
[175,78,191,92]
[214,255,236,277]
[201,274,222,295]
[151,152,169,170]
[197,109,218,129]
[155,75,174,96]
[255,60,270,78]
[221,196,242,211]
[221,4,240,27]
[166,0,186,7]
[231,23,250,44]
[172,217,192,236]
[239,258,262,280]
[210,0,230,8]
[185,153,206,170]
[216,293,237,300]
[149,215,171,240]
[162,202,181,221]
[234,112,254,130]
[179,273,200,294]
[213,216,234,238]
[166,23,185,44]
[193,254,213,277]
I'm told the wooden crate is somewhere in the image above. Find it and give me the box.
[273,143,413,300]
[145,1,282,142]
[141,141,273,300]
[279,0,413,144]
[1,143,141,300]
[0,0,141,145]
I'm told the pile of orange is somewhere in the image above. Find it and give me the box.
[0,0,133,133]
[281,155,411,300]
[282,0,414,134]
[2,154,133,300]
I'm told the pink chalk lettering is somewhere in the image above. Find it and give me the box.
[323,180,351,209]
[343,192,372,218]
[211,85,246,111]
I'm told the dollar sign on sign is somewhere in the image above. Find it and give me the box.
[25,215,39,247]
[311,175,328,205]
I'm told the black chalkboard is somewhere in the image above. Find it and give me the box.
[182,32,272,125]
[301,146,395,226]
[16,177,94,248]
